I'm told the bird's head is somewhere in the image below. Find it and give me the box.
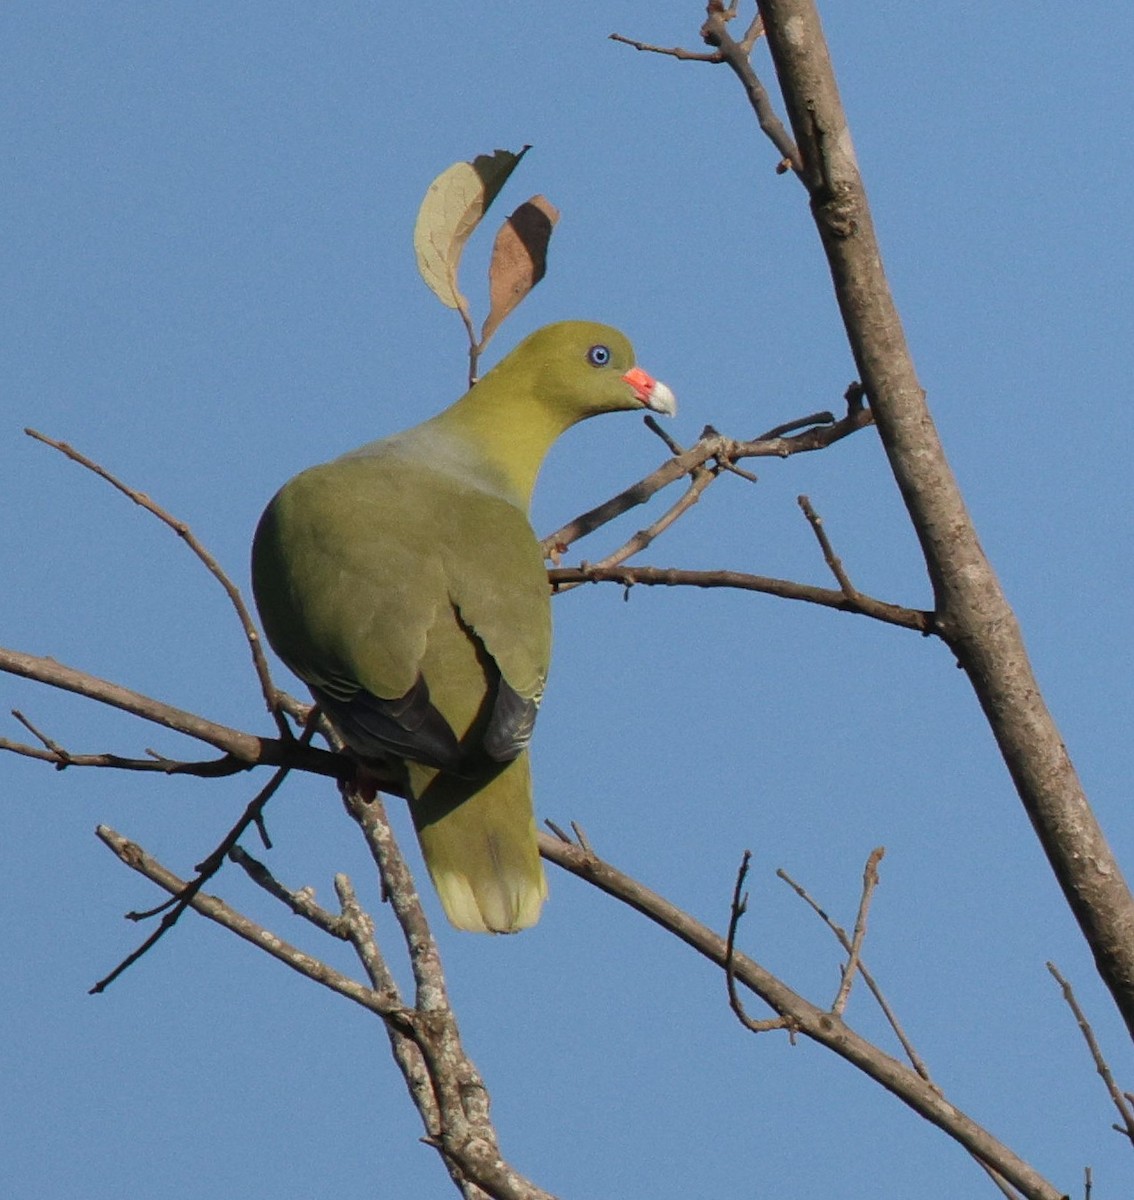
[497,320,676,424]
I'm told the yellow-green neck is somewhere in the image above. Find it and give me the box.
[426,368,583,510]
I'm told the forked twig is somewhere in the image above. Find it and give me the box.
[830,847,884,1015]
[229,845,350,937]
[554,467,716,593]
[776,858,1023,1198]
[90,724,313,993]
[611,4,775,156]
[540,399,873,560]
[96,826,396,1013]
[4,707,257,776]
[538,829,1062,1199]
[775,863,931,1080]
[0,646,355,783]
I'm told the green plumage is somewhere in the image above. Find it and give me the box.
[251,321,674,932]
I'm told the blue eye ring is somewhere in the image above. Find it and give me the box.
[586,344,611,367]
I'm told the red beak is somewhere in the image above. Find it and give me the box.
[621,367,677,415]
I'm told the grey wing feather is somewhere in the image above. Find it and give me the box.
[483,678,539,762]
[313,674,464,772]
[315,666,536,773]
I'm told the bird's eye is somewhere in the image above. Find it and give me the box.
[586,344,611,367]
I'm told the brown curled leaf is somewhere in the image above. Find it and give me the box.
[480,194,560,347]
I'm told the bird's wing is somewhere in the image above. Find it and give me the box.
[252,451,550,769]
[438,482,551,761]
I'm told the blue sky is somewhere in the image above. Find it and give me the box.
[4,4,1134,1197]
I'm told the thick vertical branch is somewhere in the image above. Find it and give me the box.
[755,0,1134,1038]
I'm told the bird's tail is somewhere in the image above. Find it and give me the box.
[409,752,547,933]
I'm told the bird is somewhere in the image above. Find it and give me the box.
[251,320,676,933]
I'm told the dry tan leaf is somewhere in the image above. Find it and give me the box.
[413,147,530,319]
[480,195,560,347]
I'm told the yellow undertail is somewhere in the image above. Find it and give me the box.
[410,752,547,933]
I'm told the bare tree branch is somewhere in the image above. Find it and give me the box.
[332,873,451,1181]
[551,465,716,593]
[753,0,1134,1041]
[540,400,872,558]
[776,858,1025,1199]
[0,645,341,779]
[613,6,797,173]
[538,828,1062,1200]
[549,564,931,633]
[229,847,448,1174]
[700,2,801,174]
[342,785,556,1199]
[1,724,256,777]
[229,845,350,935]
[100,820,557,1200]
[96,826,397,1014]
[609,31,722,63]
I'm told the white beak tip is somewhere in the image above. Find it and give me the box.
[644,379,677,417]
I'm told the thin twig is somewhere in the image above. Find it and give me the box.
[569,821,593,855]
[1047,961,1134,1146]
[11,708,69,759]
[553,468,715,593]
[228,845,350,937]
[798,495,859,600]
[644,413,686,456]
[543,819,573,844]
[612,7,792,172]
[334,875,401,1001]
[609,31,722,63]
[716,457,759,484]
[738,11,765,54]
[700,5,802,175]
[831,847,884,1016]
[1,730,254,777]
[725,851,794,1035]
[25,427,288,735]
[755,409,833,440]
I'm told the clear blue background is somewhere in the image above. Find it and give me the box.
[3,4,1132,1197]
